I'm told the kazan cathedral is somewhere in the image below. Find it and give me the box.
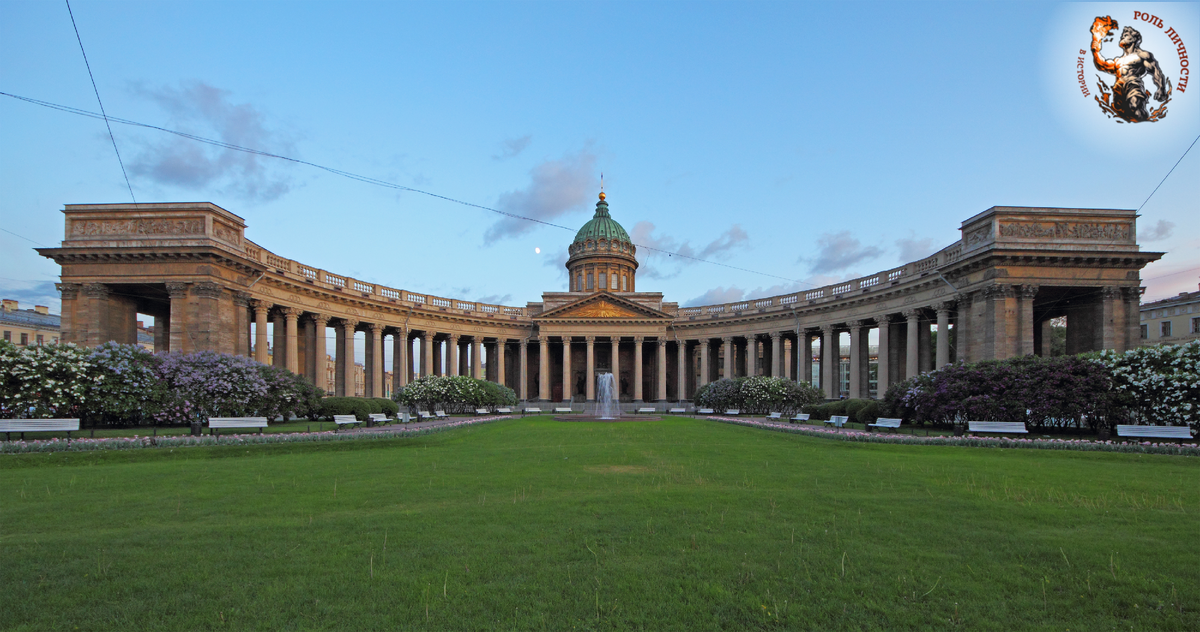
[39,193,1156,404]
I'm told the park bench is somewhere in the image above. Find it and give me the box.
[766,412,782,421]
[496,407,513,415]
[790,413,810,423]
[523,407,541,417]
[434,411,448,419]
[475,408,491,416]
[668,407,688,415]
[332,415,362,431]
[967,421,1028,435]
[697,408,714,416]
[368,413,390,426]
[724,409,740,416]
[1115,425,1194,442]
[868,417,902,433]
[0,418,80,441]
[416,410,434,421]
[824,415,848,429]
[208,417,268,435]
[637,407,655,414]
[554,407,573,414]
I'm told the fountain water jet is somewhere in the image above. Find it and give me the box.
[594,372,620,420]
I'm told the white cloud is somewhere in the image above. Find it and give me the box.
[631,221,749,279]
[1138,219,1174,242]
[895,234,936,263]
[484,148,596,241]
[804,231,884,274]
[493,135,532,161]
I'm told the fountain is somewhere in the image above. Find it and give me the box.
[594,372,620,420]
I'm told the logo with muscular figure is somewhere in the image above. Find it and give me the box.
[1088,16,1172,122]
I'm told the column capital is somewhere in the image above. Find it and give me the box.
[585,335,595,344]
[280,306,300,319]
[191,281,223,299]
[305,313,330,326]
[340,318,359,331]
[721,336,733,343]
[166,282,190,299]
[1019,284,1040,300]
[1100,285,1121,300]
[657,338,667,347]
[82,282,109,298]
[699,339,709,348]
[249,298,271,312]
[448,333,460,341]
[368,322,384,334]
[819,325,835,334]
[634,336,645,343]
[902,309,921,321]
[232,291,252,307]
[956,291,974,306]
[873,314,893,325]
[846,320,864,330]
[1121,286,1144,301]
[982,284,1015,300]
[56,282,81,299]
[769,331,781,340]
[934,300,956,313]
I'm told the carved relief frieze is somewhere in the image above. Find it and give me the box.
[998,221,1131,241]
[70,218,204,237]
[212,221,242,245]
[965,225,992,246]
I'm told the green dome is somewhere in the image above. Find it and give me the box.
[574,195,630,243]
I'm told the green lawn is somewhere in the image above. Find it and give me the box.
[1,416,1196,630]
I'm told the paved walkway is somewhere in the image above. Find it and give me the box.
[338,414,508,435]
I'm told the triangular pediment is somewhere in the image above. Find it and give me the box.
[535,293,671,321]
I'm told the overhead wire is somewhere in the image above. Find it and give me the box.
[63,0,137,206]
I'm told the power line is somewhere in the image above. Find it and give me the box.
[0,91,808,286]
[0,227,48,247]
[1138,133,1199,212]
[63,0,137,206]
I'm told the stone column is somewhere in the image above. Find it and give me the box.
[904,310,920,379]
[1037,319,1054,357]
[420,332,432,378]
[769,332,782,377]
[722,337,734,381]
[448,334,460,377]
[310,314,329,394]
[1122,287,1142,352]
[956,293,974,363]
[340,320,358,397]
[800,332,812,386]
[611,338,621,401]
[538,338,550,402]
[393,330,408,390]
[1100,286,1121,351]
[935,304,952,367]
[250,300,270,363]
[272,311,286,368]
[848,320,864,399]
[676,341,687,401]
[585,336,596,401]
[875,316,890,395]
[1018,286,1038,357]
[232,293,252,357]
[472,338,483,379]
[821,326,837,399]
[562,337,573,402]
[657,339,667,402]
[983,284,1014,360]
[632,337,644,402]
[55,283,80,345]
[367,324,384,397]
[698,339,710,387]
[519,340,529,400]
[496,339,507,388]
[167,282,190,354]
[281,308,299,374]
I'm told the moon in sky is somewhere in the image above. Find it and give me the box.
[534,247,541,254]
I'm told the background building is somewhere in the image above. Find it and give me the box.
[1139,283,1200,345]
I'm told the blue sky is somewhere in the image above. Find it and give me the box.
[2,0,1197,320]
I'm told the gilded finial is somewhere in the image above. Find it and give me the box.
[599,173,605,201]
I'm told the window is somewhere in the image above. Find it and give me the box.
[1140,324,1148,339]
[1192,317,1200,334]
[610,273,617,290]
[20,333,28,345]
[599,271,607,289]
[621,275,628,291]
[36,335,43,345]
[587,273,594,290]
[576,274,582,292]
[1161,321,1172,337]
[2,331,9,342]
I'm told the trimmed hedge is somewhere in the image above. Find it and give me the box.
[318,397,373,421]
[372,398,399,416]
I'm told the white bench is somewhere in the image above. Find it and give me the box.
[523,407,542,416]
[554,407,573,414]
[368,413,390,426]
[208,417,268,435]
[1116,425,1194,441]
[766,412,782,420]
[724,409,740,416]
[637,407,655,414]
[967,421,1028,435]
[790,413,810,423]
[824,415,848,428]
[0,418,80,440]
[668,407,688,415]
[496,407,513,414]
[434,411,448,419]
[475,408,491,415]
[416,410,434,421]
[697,408,714,415]
[332,415,362,431]
[868,417,902,433]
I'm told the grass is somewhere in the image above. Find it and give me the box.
[1,415,1197,630]
[2,418,342,441]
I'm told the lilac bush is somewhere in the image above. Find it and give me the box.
[1,341,93,418]
[83,341,167,426]
[694,377,822,414]
[1093,341,1200,430]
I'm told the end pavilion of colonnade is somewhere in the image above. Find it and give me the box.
[37,195,1161,404]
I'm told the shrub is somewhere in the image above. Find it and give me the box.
[396,375,515,414]
[372,398,399,416]
[856,400,881,423]
[695,377,822,415]
[844,399,869,421]
[1092,341,1199,430]
[318,397,373,421]
[3,341,94,418]
[84,342,166,426]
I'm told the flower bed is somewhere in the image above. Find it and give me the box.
[0,415,503,454]
[711,417,1200,457]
